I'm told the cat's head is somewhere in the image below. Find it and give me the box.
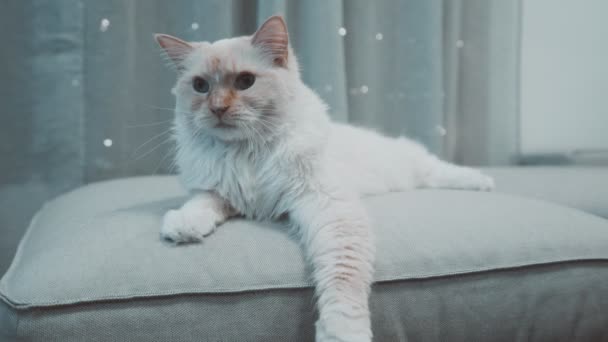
[156,16,299,142]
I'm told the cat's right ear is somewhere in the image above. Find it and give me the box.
[154,34,193,71]
[252,16,289,68]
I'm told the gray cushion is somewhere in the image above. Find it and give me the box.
[484,166,608,218]
[2,176,608,341]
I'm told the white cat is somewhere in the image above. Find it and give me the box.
[156,16,493,342]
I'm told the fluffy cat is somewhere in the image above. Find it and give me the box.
[155,16,494,342]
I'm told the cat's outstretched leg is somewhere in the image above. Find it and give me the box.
[421,156,495,191]
[161,191,237,243]
[291,188,375,342]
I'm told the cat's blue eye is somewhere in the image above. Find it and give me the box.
[234,72,256,90]
[192,76,209,93]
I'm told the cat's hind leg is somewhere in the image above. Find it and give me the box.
[420,156,495,191]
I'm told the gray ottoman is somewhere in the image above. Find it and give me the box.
[1,168,608,341]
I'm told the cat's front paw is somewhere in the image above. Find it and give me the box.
[160,208,218,244]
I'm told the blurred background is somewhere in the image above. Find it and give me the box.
[0,0,607,273]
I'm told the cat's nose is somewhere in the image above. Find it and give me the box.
[209,105,229,118]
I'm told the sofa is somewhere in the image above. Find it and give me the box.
[1,167,607,341]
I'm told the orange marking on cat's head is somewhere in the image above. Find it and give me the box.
[231,59,237,73]
[209,89,237,110]
[223,89,237,108]
[209,57,221,73]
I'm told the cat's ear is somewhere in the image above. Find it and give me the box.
[154,33,193,71]
[251,16,289,68]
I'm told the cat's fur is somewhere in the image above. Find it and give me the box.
[156,16,494,342]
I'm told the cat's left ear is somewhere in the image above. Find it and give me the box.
[154,33,193,71]
[251,16,289,68]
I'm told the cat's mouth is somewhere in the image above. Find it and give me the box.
[215,121,237,129]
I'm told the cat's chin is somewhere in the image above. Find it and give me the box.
[201,126,249,142]
[215,122,237,129]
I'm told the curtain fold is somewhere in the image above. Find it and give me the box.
[0,0,87,277]
[289,1,350,121]
[442,0,521,165]
[364,0,443,152]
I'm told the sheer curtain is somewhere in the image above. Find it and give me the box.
[0,0,520,273]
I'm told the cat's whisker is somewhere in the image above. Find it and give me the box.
[130,129,172,157]
[113,136,173,171]
[131,136,173,163]
[245,123,262,153]
[247,125,262,152]
[140,103,192,116]
[255,122,272,143]
[254,120,281,142]
[250,123,272,154]
[191,125,206,140]
[125,119,174,128]
[152,144,176,174]
[255,118,279,135]
[166,142,179,173]
[255,114,279,127]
